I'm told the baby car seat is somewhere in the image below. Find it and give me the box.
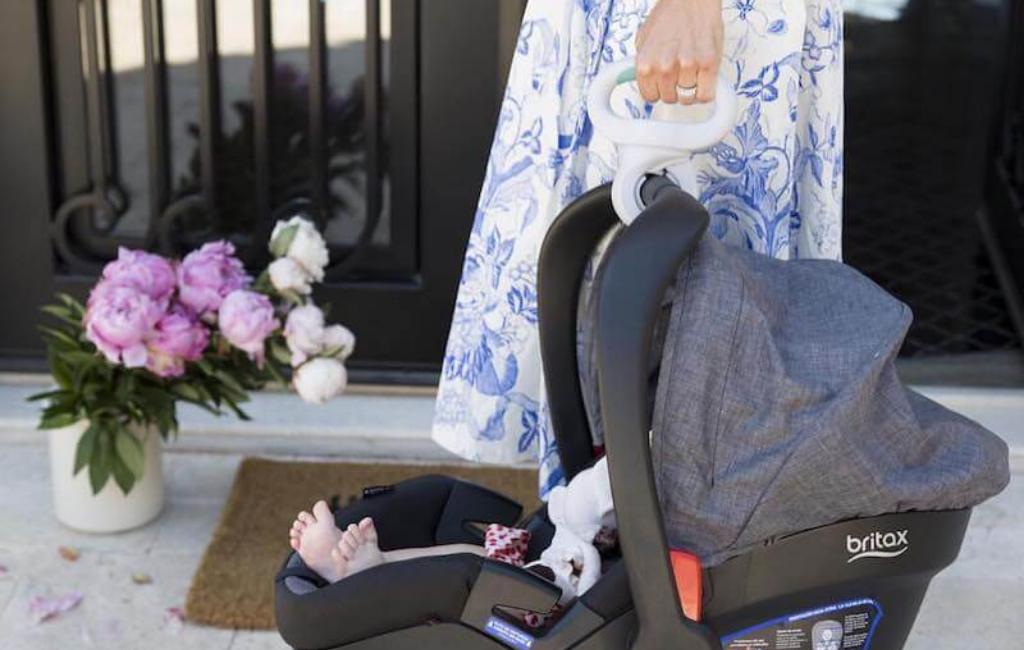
[275,180,970,650]
[275,63,972,650]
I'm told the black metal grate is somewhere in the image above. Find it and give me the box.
[842,0,1022,357]
[46,0,402,278]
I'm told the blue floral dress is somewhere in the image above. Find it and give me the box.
[432,0,845,497]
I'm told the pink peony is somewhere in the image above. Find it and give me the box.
[84,283,165,368]
[176,241,250,316]
[99,248,177,306]
[146,304,210,378]
[217,290,278,363]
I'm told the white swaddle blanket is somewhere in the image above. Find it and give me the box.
[530,457,615,604]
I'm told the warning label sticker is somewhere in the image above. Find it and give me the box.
[722,598,883,650]
[483,616,535,650]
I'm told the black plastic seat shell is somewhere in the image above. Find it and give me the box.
[274,184,973,650]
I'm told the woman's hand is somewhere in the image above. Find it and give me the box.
[635,0,724,105]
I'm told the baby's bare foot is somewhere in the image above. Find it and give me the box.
[289,500,345,582]
[330,517,385,579]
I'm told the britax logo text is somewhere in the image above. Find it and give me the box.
[846,529,909,563]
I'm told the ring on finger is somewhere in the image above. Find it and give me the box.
[678,85,698,99]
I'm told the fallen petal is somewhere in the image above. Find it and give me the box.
[59,546,81,562]
[131,572,152,585]
[29,592,84,624]
[163,606,185,635]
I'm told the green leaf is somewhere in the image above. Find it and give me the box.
[279,289,304,306]
[65,350,100,365]
[114,428,146,481]
[268,339,291,366]
[155,407,174,438]
[269,224,298,258]
[47,349,73,390]
[171,394,222,416]
[73,423,99,475]
[222,398,252,421]
[39,324,81,346]
[110,453,136,495]
[264,359,288,385]
[117,372,138,400]
[56,293,83,309]
[171,383,202,402]
[54,294,86,321]
[193,381,216,404]
[251,269,272,294]
[213,370,249,402]
[89,432,112,495]
[27,389,66,403]
[40,305,80,326]
[40,303,71,318]
[39,411,81,430]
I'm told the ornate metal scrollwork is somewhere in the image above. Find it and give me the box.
[51,0,132,272]
[154,194,206,256]
[51,0,388,277]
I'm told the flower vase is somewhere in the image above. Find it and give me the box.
[48,422,165,533]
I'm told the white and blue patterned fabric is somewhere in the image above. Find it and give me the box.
[432,0,845,497]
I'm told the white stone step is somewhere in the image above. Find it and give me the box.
[1,374,1022,468]
[0,374,457,462]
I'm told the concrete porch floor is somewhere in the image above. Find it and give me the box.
[0,443,1021,649]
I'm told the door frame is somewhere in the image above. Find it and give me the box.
[980,0,1024,345]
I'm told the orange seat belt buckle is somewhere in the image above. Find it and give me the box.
[669,549,703,622]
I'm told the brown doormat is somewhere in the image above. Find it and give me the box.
[184,457,539,630]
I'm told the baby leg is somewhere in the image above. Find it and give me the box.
[383,543,486,563]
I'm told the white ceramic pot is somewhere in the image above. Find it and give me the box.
[48,422,165,533]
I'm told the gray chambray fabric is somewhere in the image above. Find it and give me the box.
[578,233,1010,567]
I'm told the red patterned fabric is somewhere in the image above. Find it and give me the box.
[484,524,531,567]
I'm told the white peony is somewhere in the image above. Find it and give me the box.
[293,357,347,404]
[270,217,329,282]
[322,324,356,360]
[268,257,313,295]
[284,304,326,366]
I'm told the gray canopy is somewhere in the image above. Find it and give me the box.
[579,233,1010,567]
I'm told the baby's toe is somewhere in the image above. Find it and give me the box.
[340,538,358,560]
[340,528,357,547]
[312,500,332,522]
[346,523,363,544]
[331,547,347,571]
[290,537,301,552]
[298,511,315,526]
[358,517,378,543]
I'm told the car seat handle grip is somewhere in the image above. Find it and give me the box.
[587,59,737,225]
[588,60,737,151]
[594,187,721,650]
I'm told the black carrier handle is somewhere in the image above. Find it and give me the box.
[536,185,620,482]
[594,187,718,650]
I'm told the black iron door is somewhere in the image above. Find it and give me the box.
[0,0,525,382]
[984,0,1024,338]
